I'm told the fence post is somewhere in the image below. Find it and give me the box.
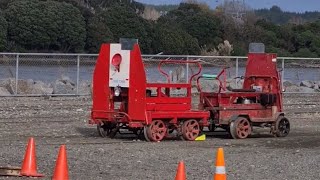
[15,54,19,95]
[76,55,80,95]
[236,58,239,88]
[282,58,285,91]
[186,56,189,83]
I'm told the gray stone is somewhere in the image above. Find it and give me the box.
[0,79,11,94]
[3,78,15,94]
[314,81,320,87]
[60,75,75,86]
[285,86,315,93]
[0,87,11,96]
[0,79,52,95]
[78,81,91,95]
[0,78,35,94]
[300,80,314,88]
[0,79,9,87]
[17,79,34,94]
[283,80,297,87]
[313,84,319,90]
[31,81,53,95]
[52,80,75,94]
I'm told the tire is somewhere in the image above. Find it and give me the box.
[97,123,110,138]
[230,117,252,139]
[181,119,200,141]
[144,120,167,142]
[275,116,290,137]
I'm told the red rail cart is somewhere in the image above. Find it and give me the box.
[90,41,290,141]
[90,40,209,142]
[197,43,290,139]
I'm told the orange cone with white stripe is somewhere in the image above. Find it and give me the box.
[175,161,186,180]
[213,148,226,180]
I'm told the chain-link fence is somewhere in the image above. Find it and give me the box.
[0,53,320,97]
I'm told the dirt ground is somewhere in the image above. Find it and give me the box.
[0,93,320,180]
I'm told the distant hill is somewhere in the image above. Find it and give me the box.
[253,6,320,25]
[146,4,320,25]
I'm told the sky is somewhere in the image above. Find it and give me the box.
[135,0,320,13]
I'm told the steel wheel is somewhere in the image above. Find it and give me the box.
[181,119,200,141]
[275,116,290,137]
[97,123,111,137]
[230,117,252,139]
[144,120,167,142]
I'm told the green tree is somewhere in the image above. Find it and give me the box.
[0,0,10,10]
[277,24,295,53]
[5,0,86,52]
[0,11,7,51]
[297,30,315,48]
[158,3,223,49]
[152,24,200,55]
[294,48,318,58]
[86,12,114,53]
[102,4,153,54]
[57,1,86,52]
[182,11,222,49]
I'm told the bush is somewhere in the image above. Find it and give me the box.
[5,0,86,52]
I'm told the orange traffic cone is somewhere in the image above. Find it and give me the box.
[20,137,44,177]
[175,161,186,180]
[52,145,69,180]
[213,148,226,180]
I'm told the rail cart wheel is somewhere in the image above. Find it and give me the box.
[274,116,290,137]
[230,117,252,139]
[144,120,167,142]
[181,119,200,141]
[97,123,111,138]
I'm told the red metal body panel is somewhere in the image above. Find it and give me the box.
[149,111,210,126]
[244,53,278,83]
[243,53,283,112]
[90,44,111,124]
[146,103,191,111]
[145,83,192,111]
[146,97,191,104]
[128,44,147,121]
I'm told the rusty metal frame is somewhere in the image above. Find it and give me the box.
[0,166,21,177]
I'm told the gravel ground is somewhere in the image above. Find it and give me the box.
[0,94,320,180]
